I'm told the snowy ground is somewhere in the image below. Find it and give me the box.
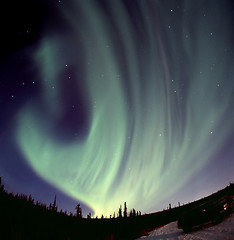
[137,214,234,240]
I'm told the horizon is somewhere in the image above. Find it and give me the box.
[1,176,233,218]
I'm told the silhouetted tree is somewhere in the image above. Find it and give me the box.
[28,194,34,204]
[132,208,136,217]
[124,202,127,218]
[0,177,4,192]
[75,203,82,218]
[52,195,57,211]
[87,212,91,219]
[129,209,133,217]
[118,205,122,218]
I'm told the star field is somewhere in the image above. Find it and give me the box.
[0,0,234,217]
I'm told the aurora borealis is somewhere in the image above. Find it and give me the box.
[0,0,234,217]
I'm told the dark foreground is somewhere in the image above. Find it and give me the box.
[137,213,234,240]
[0,180,233,240]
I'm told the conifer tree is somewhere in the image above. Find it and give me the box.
[52,195,57,211]
[118,205,122,218]
[75,203,82,218]
[124,202,127,218]
[132,208,136,217]
[0,177,4,191]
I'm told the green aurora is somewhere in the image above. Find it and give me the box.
[17,0,234,216]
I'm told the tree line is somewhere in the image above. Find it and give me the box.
[76,201,141,219]
[0,177,141,219]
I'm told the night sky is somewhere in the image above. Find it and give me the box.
[0,0,234,217]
